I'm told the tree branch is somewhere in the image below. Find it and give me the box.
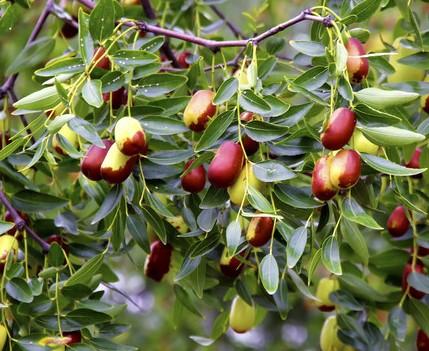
[0,0,54,100]
[139,0,179,68]
[210,5,244,39]
[0,190,50,252]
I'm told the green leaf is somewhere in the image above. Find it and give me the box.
[275,184,322,209]
[0,220,15,235]
[111,50,158,68]
[79,10,94,65]
[48,243,64,268]
[347,0,382,23]
[389,307,407,342]
[91,186,123,224]
[361,153,426,176]
[174,285,202,318]
[140,36,165,52]
[6,278,33,303]
[141,207,167,244]
[66,308,112,326]
[288,268,318,301]
[14,86,60,111]
[403,298,429,335]
[259,254,279,295]
[321,236,342,275]
[354,88,419,109]
[11,190,67,213]
[360,125,425,146]
[340,219,369,265]
[247,185,273,213]
[397,52,429,69]
[253,161,295,182]
[127,213,150,253]
[289,40,325,56]
[244,121,288,142]
[239,90,271,114]
[189,232,220,258]
[0,4,18,35]
[194,110,235,152]
[148,149,194,166]
[101,71,125,93]
[213,78,238,105]
[407,272,429,294]
[137,74,188,97]
[65,253,105,287]
[335,41,348,75]
[226,221,241,256]
[35,57,85,77]
[339,273,387,302]
[69,117,104,147]
[293,66,329,91]
[341,197,383,230]
[200,187,229,209]
[89,0,115,42]
[141,116,188,135]
[82,79,103,108]
[286,226,307,268]
[6,37,55,75]
[0,138,25,161]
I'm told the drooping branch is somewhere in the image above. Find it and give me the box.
[0,190,50,252]
[139,0,179,68]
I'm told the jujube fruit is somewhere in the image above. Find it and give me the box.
[220,248,246,278]
[321,107,356,150]
[181,160,206,193]
[144,240,173,282]
[183,90,217,132]
[0,235,19,261]
[228,164,263,206]
[315,277,339,312]
[387,206,409,238]
[165,216,188,235]
[81,140,114,181]
[0,325,6,350]
[114,117,147,156]
[346,37,369,83]
[177,51,192,68]
[402,261,425,299]
[320,316,355,351]
[350,129,379,155]
[417,329,429,351]
[406,147,423,179]
[93,47,111,70]
[38,336,66,351]
[63,331,82,345]
[208,141,244,188]
[100,143,138,184]
[229,296,256,333]
[103,87,128,109]
[61,19,78,39]
[312,156,338,201]
[240,112,259,155]
[53,124,78,155]
[329,149,361,189]
[246,215,274,247]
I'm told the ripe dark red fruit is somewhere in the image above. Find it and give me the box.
[240,111,259,155]
[387,206,409,238]
[312,156,337,201]
[246,216,274,247]
[321,108,356,150]
[103,87,128,109]
[81,140,114,181]
[144,240,173,282]
[329,149,361,189]
[93,47,111,70]
[417,329,429,351]
[208,141,244,188]
[346,38,369,83]
[61,19,78,39]
[417,246,429,257]
[402,262,425,299]
[181,160,206,193]
[183,90,217,132]
[100,143,139,184]
[177,51,192,68]
[63,331,82,345]
[219,248,246,278]
[423,96,429,114]
[406,147,423,179]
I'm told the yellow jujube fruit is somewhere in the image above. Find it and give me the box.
[53,124,78,155]
[0,235,18,262]
[228,165,263,206]
[320,316,355,351]
[38,337,66,351]
[229,296,256,333]
[166,216,188,235]
[315,277,339,311]
[350,129,379,155]
[0,325,7,350]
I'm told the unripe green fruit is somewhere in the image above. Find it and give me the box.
[228,164,263,206]
[0,325,7,350]
[183,90,217,132]
[387,38,425,83]
[100,143,138,184]
[114,117,147,156]
[53,124,78,155]
[315,277,339,312]
[350,130,379,155]
[229,296,255,333]
[0,234,19,262]
[320,316,355,351]
[166,216,188,234]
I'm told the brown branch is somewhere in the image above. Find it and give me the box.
[210,5,244,39]
[139,0,179,68]
[0,190,50,252]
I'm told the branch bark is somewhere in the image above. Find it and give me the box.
[0,190,50,252]
[210,5,244,39]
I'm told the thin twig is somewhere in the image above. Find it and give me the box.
[102,282,144,312]
[7,90,34,143]
[140,0,179,68]
[210,5,244,39]
[0,190,50,252]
